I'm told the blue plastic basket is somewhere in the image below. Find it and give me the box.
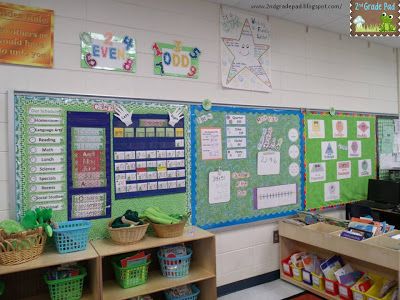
[53,220,91,254]
[165,285,200,300]
[158,248,192,278]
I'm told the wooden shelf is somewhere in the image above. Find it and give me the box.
[281,273,339,300]
[0,244,98,275]
[102,265,215,300]
[21,291,94,300]
[91,226,214,257]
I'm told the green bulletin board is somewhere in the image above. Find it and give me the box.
[12,93,191,239]
[305,113,376,210]
[191,105,304,229]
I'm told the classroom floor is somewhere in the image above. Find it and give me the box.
[218,279,304,299]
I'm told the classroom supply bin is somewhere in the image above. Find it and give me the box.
[151,218,187,238]
[325,278,339,296]
[44,266,87,300]
[339,282,354,300]
[281,256,293,277]
[108,222,149,244]
[365,280,397,300]
[53,220,91,254]
[290,264,303,282]
[311,272,325,291]
[302,269,312,285]
[158,248,192,278]
[0,227,46,265]
[112,257,151,289]
[351,275,377,300]
[164,285,201,300]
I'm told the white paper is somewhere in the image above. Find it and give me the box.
[157,150,167,158]
[309,162,326,182]
[288,128,299,142]
[288,145,299,159]
[226,114,246,125]
[308,120,325,139]
[227,148,247,160]
[209,170,231,204]
[357,121,370,138]
[324,182,340,202]
[226,126,246,137]
[254,184,297,209]
[322,141,337,160]
[348,141,362,158]
[337,161,351,180]
[332,120,347,138]
[200,128,223,160]
[289,162,300,177]
[358,159,372,177]
[257,151,280,175]
[227,137,247,148]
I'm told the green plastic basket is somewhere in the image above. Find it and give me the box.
[44,266,87,300]
[112,257,151,289]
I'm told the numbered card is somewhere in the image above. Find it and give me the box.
[257,151,280,175]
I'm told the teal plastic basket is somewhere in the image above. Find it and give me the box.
[53,220,91,254]
[165,285,200,300]
[158,248,192,278]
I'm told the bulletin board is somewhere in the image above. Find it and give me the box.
[191,105,304,229]
[304,112,376,210]
[377,116,399,179]
[11,92,191,239]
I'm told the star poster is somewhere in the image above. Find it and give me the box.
[220,6,272,92]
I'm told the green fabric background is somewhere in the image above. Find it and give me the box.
[305,113,376,210]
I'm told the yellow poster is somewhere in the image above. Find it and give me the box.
[0,3,54,67]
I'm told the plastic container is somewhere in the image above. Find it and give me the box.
[311,272,325,291]
[164,285,200,300]
[281,256,293,277]
[44,266,86,300]
[351,275,377,300]
[112,257,151,289]
[158,248,192,278]
[291,264,303,282]
[339,282,354,300]
[365,280,396,300]
[325,278,339,296]
[53,220,91,254]
[302,269,312,285]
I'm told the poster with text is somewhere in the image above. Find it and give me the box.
[220,6,272,92]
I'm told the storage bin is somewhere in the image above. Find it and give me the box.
[151,218,186,238]
[325,278,339,296]
[339,282,354,300]
[158,248,192,278]
[112,257,151,289]
[365,280,396,300]
[164,285,200,300]
[53,220,91,254]
[44,266,86,300]
[302,269,312,285]
[108,221,149,245]
[351,275,377,300]
[311,272,325,291]
[281,256,293,277]
[291,264,303,282]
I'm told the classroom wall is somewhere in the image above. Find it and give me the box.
[0,0,397,286]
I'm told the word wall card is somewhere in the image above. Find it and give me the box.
[12,93,190,239]
[191,105,304,229]
[304,113,376,210]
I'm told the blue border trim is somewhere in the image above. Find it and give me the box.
[190,105,305,229]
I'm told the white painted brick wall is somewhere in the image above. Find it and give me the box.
[0,0,397,287]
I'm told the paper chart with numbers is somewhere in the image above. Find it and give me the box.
[191,105,304,229]
[12,93,190,240]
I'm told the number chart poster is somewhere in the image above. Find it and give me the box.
[220,5,272,92]
[13,93,191,239]
[305,113,376,210]
[191,105,304,229]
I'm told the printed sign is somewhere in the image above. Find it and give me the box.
[153,41,201,78]
[322,141,337,160]
[226,126,246,137]
[288,128,299,142]
[226,114,246,125]
[348,140,362,158]
[0,3,54,67]
[254,184,297,209]
[324,181,340,202]
[257,151,280,175]
[309,162,326,183]
[337,161,351,180]
[333,120,347,138]
[308,120,325,139]
[227,148,247,160]
[80,32,136,72]
[200,128,222,160]
[358,159,372,177]
[357,121,370,138]
[227,137,246,148]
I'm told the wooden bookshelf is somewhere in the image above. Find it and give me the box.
[91,226,217,300]
[279,221,400,300]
